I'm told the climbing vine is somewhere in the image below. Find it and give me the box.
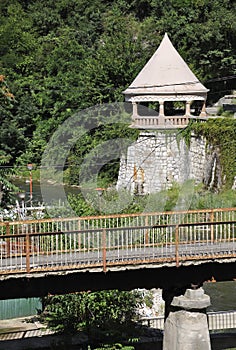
[190,118,236,189]
[177,119,195,148]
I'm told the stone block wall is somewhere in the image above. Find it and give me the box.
[116,131,211,194]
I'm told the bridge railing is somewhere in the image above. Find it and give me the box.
[140,310,236,332]
[0,217,235,274]
[0,207,236,236]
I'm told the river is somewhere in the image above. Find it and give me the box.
[204,281,236,312]
[11,179,236,313]
[13,178,81,204]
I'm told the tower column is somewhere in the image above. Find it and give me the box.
[132,102,138,117]
[185,101,191,116]
[131,102,138,127]
[131,102,139,127]
[159,101,165,124]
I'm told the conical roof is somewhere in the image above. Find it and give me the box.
[124,33,208,96]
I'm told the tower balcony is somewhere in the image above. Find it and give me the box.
[130,115,190,129]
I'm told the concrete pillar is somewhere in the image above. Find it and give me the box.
[199,100,207,117]
[163,288,211,350]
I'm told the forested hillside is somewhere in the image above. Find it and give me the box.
[1,0,236,187]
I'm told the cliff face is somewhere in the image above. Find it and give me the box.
[116,131,223,194]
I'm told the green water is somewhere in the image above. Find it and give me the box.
[203,281,236,312]
[13,179,81,204]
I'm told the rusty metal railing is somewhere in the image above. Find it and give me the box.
[0,215,235,275]
[0,207,235,235]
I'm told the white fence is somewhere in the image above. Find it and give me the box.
[140,311,236,332]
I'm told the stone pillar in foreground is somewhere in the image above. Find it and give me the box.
[163,288,211,350]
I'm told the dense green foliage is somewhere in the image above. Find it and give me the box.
[41,290,141,347]
[0,75,19,206]
[1,0,236,195]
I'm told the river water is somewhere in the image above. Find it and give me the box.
[11,179,236,312]
[203,281,236,311]
[13,178,81,204]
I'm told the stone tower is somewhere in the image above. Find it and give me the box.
[117,33,209,195]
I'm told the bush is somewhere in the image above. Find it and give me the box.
[41,290,142,343]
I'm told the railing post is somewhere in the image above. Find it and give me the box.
[25,232,31,273]
[6,222,10,257]
[175,225,179,267]
[102,228,107,273]
[78,219,81,251]
[210,210,214,243]
[145,216,149,245]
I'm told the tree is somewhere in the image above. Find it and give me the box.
[0,150,18,207]
[0,76,19,207]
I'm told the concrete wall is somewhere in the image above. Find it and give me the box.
[116,131,219,194]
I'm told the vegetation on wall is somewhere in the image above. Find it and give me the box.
[191,118,236,189]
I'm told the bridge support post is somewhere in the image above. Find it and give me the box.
[163,287,211,350]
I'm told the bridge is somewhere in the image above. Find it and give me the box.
[0,207,235,299]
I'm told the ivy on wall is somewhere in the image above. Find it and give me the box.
[190,118,236,189]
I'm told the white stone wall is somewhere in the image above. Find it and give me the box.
[116,131,208,194]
